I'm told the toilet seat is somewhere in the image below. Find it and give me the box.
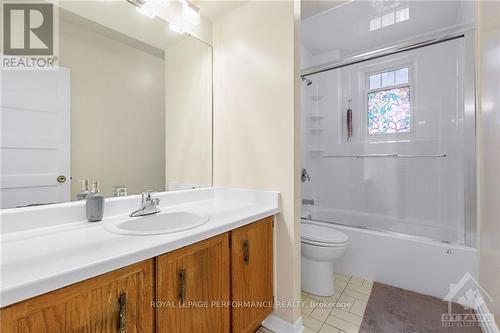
[301,223,349,247]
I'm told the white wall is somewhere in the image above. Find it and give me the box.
[301,38,470,244]
[477,0,500,325]
[212,0,301,326]
[59,18,166,198]
[300,45,339,69]
[165,38,212,190]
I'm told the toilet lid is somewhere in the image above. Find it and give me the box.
[301,223,349,244]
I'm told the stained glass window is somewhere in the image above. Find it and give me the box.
[367,86,411,135]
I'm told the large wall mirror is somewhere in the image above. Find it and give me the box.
[0,1,212,208]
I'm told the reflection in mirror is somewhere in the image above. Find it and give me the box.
[0,1,212,208]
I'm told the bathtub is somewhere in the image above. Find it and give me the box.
[301,218,477,299]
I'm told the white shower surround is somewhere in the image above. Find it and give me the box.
[301,36,474,245]
[300,31,478,300]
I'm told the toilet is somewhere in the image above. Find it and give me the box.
[301,222,349,296]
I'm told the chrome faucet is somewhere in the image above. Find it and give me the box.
[130,192,160,217]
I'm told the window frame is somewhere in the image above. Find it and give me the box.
[363,63,415,141]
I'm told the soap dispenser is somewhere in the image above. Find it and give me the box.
[76,179,91,200]
[86,180,104,222]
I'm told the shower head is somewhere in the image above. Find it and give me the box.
[302,77,312,86]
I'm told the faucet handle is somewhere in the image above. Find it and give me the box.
[141,191,156,203]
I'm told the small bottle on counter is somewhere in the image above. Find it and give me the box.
[76,179,91,200]
[86,180,104,222]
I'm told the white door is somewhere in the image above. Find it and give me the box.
[0,68,70,208]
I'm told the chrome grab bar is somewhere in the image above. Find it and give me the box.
[322,154,447,158]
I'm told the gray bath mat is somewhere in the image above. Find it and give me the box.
[360,282,483,333]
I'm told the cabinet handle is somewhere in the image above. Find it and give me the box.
[178,269,186,303]
[118,292,127,333]
[243,240,250,264]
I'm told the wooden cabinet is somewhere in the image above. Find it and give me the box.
[231,217,274,333]
[0,260,154,333]
[0,217,274,333]
[156,233,230,333]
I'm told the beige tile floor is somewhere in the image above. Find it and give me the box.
[257,273,373,333]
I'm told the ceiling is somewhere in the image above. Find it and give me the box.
[301,0,350,19]
[194,0,246,21]
[196,0,350,22]
[302,0,475,58]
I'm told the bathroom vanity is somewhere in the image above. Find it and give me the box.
[0,188,278,333]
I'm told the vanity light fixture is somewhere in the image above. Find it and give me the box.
[128,0,200,27]
[183,0,200,25]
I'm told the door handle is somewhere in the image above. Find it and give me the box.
[118,292,127,333]
[243,240,250,264]
[178,269,186,303]
[57,175,66,183]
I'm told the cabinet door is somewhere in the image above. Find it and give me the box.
[231,217,274,333]
[0,260,154,333]
[156,233,230,333]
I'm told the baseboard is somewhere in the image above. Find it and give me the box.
[476,302,499,333]
[262,313,304,333]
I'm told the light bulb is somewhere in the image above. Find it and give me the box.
[183,0,200,25]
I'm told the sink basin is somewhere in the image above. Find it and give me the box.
[104,211,210,235]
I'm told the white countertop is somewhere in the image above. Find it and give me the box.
[0,187,279,307]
